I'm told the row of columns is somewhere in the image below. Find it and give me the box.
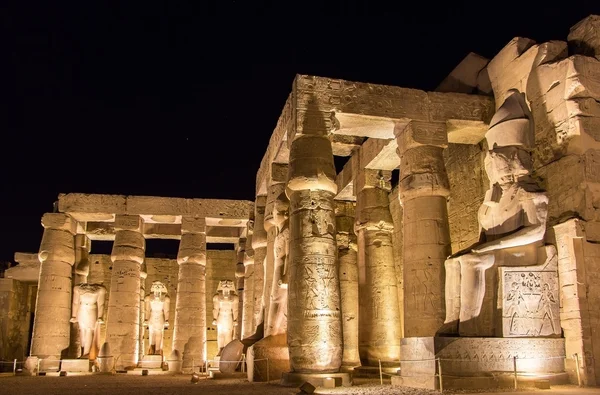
[29,214,210,371]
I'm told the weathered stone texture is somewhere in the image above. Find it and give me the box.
[205,250,237,361]
[445,142,489,254]
[388,186,404,339]
[87,254,113,290]
[0,279,31,363]
[568,15,600,61]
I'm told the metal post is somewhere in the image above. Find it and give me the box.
[574,353,582,387]
[13,359,17,375]
[437,358,443,393]
[379,359,383,385]
[513,356,518,389]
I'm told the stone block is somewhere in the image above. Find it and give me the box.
[140,355,163,369]
[114,215,142,231]
[181,217,206,233]
[41,213,76,233]
[436,52,490,94]
[60,359,89,372]
[395,121,448,155]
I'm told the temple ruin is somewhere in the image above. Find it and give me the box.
[1,14,600,390]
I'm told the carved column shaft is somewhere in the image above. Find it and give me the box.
[356,171,401,365]
[252,196,267,335]
[105,215,145,369]
[286,116,342,373]
[336,201,360,367]
[173,217,207,368]
[395,121,451,337]
[30,213,76,360]
[241,222,255,339]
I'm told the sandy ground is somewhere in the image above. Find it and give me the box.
[0,374,599,395]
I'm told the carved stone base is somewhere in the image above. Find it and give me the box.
[140,355,163,369]
[397,336,566,390]
[352,365,400,378]
[61,359,90,372]
[280,372,352,388]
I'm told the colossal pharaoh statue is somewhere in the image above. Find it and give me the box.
[212,279,239,355]
[444,89,558,337]
[143,281,170,355]
[70,283,107,358]
[267,191,290,336]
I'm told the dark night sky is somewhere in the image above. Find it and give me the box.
[2,2,597,262]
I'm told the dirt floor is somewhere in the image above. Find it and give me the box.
[0,373,599,395]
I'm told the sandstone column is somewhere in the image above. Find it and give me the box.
[286,109,342,373]
[173,217,207,370]
[105,215,145,370]
[335,201,360,368]
[355,169,401,366]
[29,213,76,364]
[252,196,268,336]
[241,220,255,339]
[234,241,245,340]
[395,121,451,337]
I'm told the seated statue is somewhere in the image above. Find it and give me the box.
[444,90,549,336]
[70,283,107,358]
[143,281,170,355]
[212,279,239,356]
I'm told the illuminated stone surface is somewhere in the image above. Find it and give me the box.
[173,217,207,369]
[212,279,239,355]
[70,283,106,358]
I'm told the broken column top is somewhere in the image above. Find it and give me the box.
[568,14,600,60]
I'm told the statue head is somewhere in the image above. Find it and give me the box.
[150,281,168,295]
[217,279,235,295]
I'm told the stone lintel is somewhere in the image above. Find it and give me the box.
[181,217,206,234]
[354,168,392,195]
[85,221,240,242]
[360,138,400,171]
[395,121,448,155]
[114,214,143,232]
[58,193,253,221]
[335,155,358,202]
[7,252,41,282]
[330,134,365,156]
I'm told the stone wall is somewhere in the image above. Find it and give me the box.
[205,250,237,362]
[0,279,32,365]
[389,186,404,338]
[444,142,489,255]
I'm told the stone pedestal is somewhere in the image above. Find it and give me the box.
[281,372,352,388]
[60,359,90,372]
[29,214,76,365]
[105,215,145,370]
[286,121,342,373]
[173,217,207,370]
[140,355,163,369]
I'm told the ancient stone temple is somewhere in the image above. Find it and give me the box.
[1,14,600,390]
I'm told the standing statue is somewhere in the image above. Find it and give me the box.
[143,281,170,355]
[212,279,239,355]
[70,283,107,358]
[268,191,290,336]
[444,89,549,335]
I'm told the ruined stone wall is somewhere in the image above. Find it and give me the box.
[444,142,489,255]
[0,279,31,365]
[205,250,237,361]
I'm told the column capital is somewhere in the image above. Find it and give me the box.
[114,214,143,232]
[41,213,76,234]
[181,217,206,234]
[394,120,448,156]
